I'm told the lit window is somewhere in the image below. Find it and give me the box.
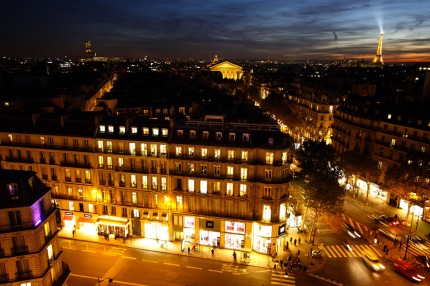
[40,136,45,144]
[227,166,234,176]
[243,133,250,142]
[119,126,125,134]
[216,132,222,141]
[214,149,221,159]
[143,128,149,135]
[228,150,235,160]
[190,130,196,139]
[241,151,248,161]
[188,163,195,173]
[280,203,286,220]
[161,128,168,137]
[161,177,167,191]
[131,127,137,134]
[188,179,195,192]
[142,176,148,189]
[68,201,74,211]
[188,147,195,156]
[150,144,157,156]
[240,168,247,180]
[387,114,391,119]
[152,177,158,190]
[200,180,208,194]
[176,146,182,156]
[99,125,106,133]
[240,184,247,197]
[201,148,208,158]
[152,128,159,136]
[226,183,233,196]
[266,152,274,164]
[160,144,167,156]
[131,174,137,188]
[203,131,209,140]
[108,125,114,133]
[263,205,271,221]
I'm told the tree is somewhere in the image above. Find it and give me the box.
[294,139,344,244]
[340,151,380,203]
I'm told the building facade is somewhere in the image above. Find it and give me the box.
[0,111,294,257]
[0,170,70,286]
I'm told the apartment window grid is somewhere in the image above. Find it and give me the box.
[226,183,233,196]
[227,150,235,160]
[263,187,272,199]
[239,184,247,197]
[241,151,248,161]
[227,166,234,177]
[201,165,207,174]
[214,165,220,176]
[265,169,273,181]
[265,152,274,164]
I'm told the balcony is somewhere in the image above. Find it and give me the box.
[4,156,33,163]
[11,245,29,255]
[0,274,9,283]
[15,270,32,280]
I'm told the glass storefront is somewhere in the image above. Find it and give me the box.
[144,222,169,241]
[184,216,196,241]
[199,230,220,247]
[253,224,272,254]
[225,221,245,249]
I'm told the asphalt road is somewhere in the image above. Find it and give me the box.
[61,239,272,286]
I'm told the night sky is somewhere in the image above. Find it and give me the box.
[2,0,429,61]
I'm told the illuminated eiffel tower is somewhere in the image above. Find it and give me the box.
[372,33,383,64]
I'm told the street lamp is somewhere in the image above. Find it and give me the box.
[98,277,113,285]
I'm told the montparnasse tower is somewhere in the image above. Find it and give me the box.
[372,33,383,65]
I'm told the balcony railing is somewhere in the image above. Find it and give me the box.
[15,270,32,280]
[11,245,29,255]
[0,273,9,283]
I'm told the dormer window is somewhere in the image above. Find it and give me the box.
[7,183,19,200]
[108,125,114,133]
[153,128,159,137]
[119,126,126,134]
[229,133,236,141]
[178,130,184,136]
[387,114,392,119]
[243,133,250,142]
[216,132,222,141]
[190,130,196,139]
[131,127,138,134]
[268,138,274,145]
[203,131,209,140]
[161,128,168,137]
[143,127,149,135]
[99,125,106,133]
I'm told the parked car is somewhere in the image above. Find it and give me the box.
[392,258,425,282]
[377,228,398,241]
[342,222,361,239]
[362,250,385,272]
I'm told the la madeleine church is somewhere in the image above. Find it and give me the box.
[208,55,243,80]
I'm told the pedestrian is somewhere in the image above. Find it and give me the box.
[188,247,191,254]
[290,237,293,243]
[211,248,214,256]
[72,225,76,237]
[297,250,301,256]
[286,241,289,249]
[303,265,307,272]
[294,239,297,246]
[233,251,237,262]
[298,238,301,245]
[399,241,403,250]
[280,259,284,269]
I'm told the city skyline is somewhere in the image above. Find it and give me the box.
[1,0,430,62]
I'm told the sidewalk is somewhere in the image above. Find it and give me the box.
[58,227,325,273]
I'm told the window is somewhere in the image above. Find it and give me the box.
[130,143,136,155]
[229,133,236,141]
[201,165,207,174]
[143,127,149,135]
[214,181,221,192]
[118,157,124,167]
[175,162,182,172]
[99,125,106,133]
[7,183,19,200]
[78,188,83,199]
[68,201,74,210]
[161,177,167,191]
[227,166,234,177]
[241,151,248,161]
[214,149,221,159]
[162,128,168,137]
[390,139,396,147]
[265,169,273,181]
[150,144,157,156]
[177,130,184,136]
[265,152,274,164]
[152,128,159,136]
[216,132,222,141]
[108,125,114,133]
[97,140,104,152]
[263,205,271,221]
[188,179,195,192]
[132,192,137,204]
[106,141,112,153]
[227,150,235,160]
[176,196,183,210]
[142,176,148,189]
[240,168,247,180]
[263,187,272,198]
[133,209,140,218]
[131,174,137,187]
[188,163,195,173]
[119,126,125,134]
[226,183,233,196]
[203,131,209,140]
[214,165,220,176]
[240,184,247,197]
[152,177,158,190]
[282,152,287,164]
[200,181,208,194]
[188,147,195,156]
[131,127,137,134]
[8,210,22,226]
[243,133,250,142]
[201,148,207,158]
[176,146,182,156]
[190,130,196,139]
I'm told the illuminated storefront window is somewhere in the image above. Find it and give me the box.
[225,221,245,249]
[184,216,195,241]
[253,224,272,254]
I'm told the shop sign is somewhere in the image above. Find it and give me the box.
[225,221,245,234]
[184,216,195,228]
[278,223,286,235]
[65,212,73,216]
[206,221,214,228]
[84,214,92,218]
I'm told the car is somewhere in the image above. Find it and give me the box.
[343,238,353,251]
[392,258,425,282]
[362,250,385,272]
[417,255,430,270]
[377,228,398,241]
[342,222,361,239]
[379,215,400,226]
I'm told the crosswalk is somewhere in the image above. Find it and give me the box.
[221,263,239,273]
[405,240,430,257]
[271,270,295,285]
[321,244,382,258]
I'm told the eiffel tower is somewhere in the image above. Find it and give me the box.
[372,33,383,65]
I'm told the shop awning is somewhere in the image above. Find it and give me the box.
[63,215,74,221]
[97,217,129,227]
[78,217,95,224]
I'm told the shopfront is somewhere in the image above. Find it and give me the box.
[199,218,220,247]
[96,215,129,237]
[183,216,196,242]
[62,212,75,228]
[78,214,96,233]
[356,178,388,202]
[224,221,245,249]
[144,221,169,241]
[276,223,287,252]
[253,223,272,254]
[286,207,301,228]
